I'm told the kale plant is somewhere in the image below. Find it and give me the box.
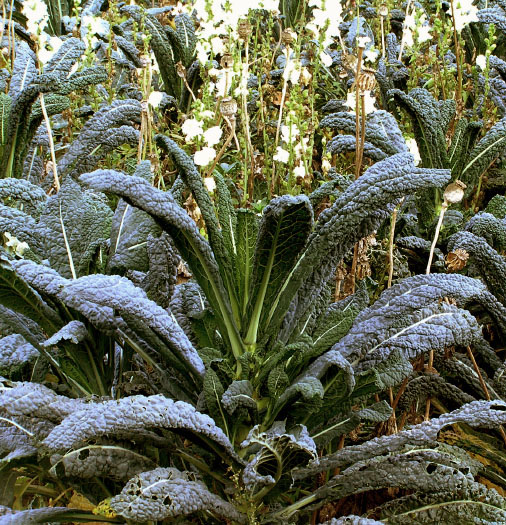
[2,137,506,523]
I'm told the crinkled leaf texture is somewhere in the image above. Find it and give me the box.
[41,320,88,347]
[325,272,500,372]
[110,467,247,523]
[0,334,38,377]
[246,194,313,344]
[321,110,408,158]
[80,169,243,357]
[387,88,453,168]
[38,177,113,278]
[241,422,317,492]
[59,274,204,377]
[272,153,450,344]
[0,179,46,217]
[0,382,87,423]
[448,231,506,305]
[43,394,239,461]
[0,256,61,336]
[295,400,506,478]
[0,412,53,464]
[58,99,141,178]
[368,481,506,523]
[461,115,506,191]
[50,444,156,482]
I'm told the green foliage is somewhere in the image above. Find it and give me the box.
[2,1,506,522]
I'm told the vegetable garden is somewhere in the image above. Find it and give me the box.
[1,0,506,522]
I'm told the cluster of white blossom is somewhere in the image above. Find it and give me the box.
[22,0,49,35]
[192,0,279,65]
[402,9,433,49]
[273,111,310,181]
[452,0,479,32]
[405,138,421,165]
[179,102,224,170]
[306,0,343,67]
[21,0,66,66]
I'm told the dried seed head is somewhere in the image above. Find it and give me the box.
[443,180,466,204]
[220,53,234,69]
[357,70,377,91]
[176,61,186,78]
[238,20,252,39]
[281,28,296,45]
[220,97,238,117]
[379,4,388,17]
[445,249,469,271]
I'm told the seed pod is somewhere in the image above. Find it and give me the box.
[238,20,252,40]
[445,249,469,271]
[379,4,388,17]
[443,180,466,204]
[220,97,238,117]
[220,53,234,69]
[357,70,376,91]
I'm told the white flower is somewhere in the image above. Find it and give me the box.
[203,126,222,147]
[196,41,210,65]
[81,15,110,38]
[293,164,306,180]
[346,90,376,115]
[476,54,487,69]
[283,57,301,84]
[293,137,309,159]
[281,123,300,143]
[22,0,48,34]
[210,36,225,55]
[406,138,421,166]
[15,241,29,256]
[417,24,433,44]
[309,4,343,41]
[321,158,332,173]
[208,67,235,97]
[357,36,371,48]
[453,1,479,31]
[200,110,215,121]
[194,147,216,166]
[204,176,216,192]
[364,47,379,63]
[148,91,165,108]
[234,62,249,97]
[300,67,312,86]
[258,0,280,12]
[320,50,333,67]
[274,147,290,163]
[38,36,63,65]
[182,118,204,141]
